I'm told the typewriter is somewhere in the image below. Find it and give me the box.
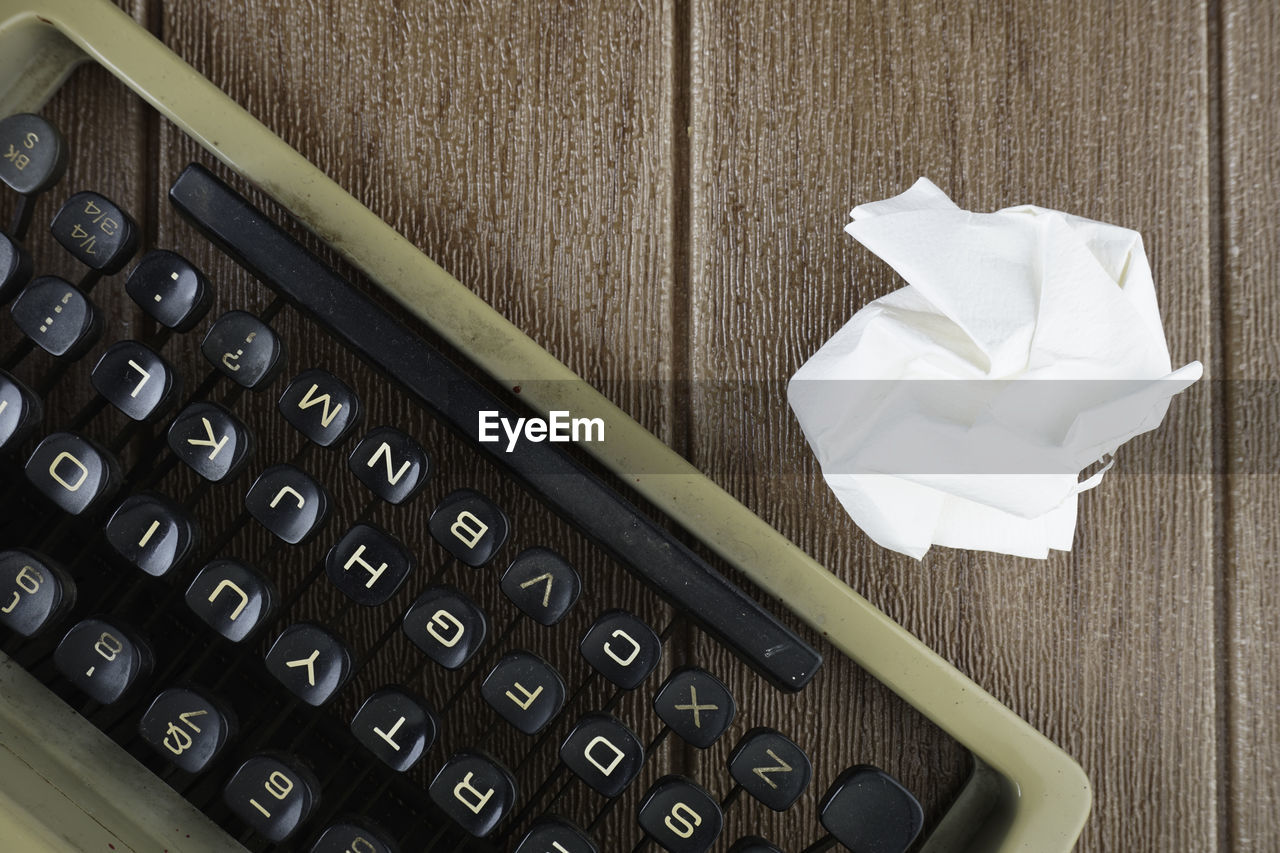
[0,1,1090,851]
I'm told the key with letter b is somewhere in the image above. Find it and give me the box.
[428,488,509,567]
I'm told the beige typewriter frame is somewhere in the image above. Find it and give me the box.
[0,1,1091,850]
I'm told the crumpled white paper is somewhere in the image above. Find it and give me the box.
[787,178,1202,559]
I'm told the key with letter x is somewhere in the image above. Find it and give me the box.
[653,667,737,749]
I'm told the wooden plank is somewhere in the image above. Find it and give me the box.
[1221,1,1280,850]
[687,1,1218,850]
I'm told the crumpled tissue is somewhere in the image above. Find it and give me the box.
[787,178,1202,559]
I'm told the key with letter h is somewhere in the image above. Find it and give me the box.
[325,524,414,606]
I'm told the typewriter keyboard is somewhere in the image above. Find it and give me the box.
[0,103,965,852]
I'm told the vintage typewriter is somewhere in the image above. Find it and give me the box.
[0,1,1090,851]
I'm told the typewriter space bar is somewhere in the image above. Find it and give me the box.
[169,164,821,691]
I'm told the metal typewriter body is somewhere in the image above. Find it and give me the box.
[0,1,1090,850]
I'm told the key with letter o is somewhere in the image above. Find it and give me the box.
[24,432,121,516]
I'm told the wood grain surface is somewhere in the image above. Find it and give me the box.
[2,0,1275,851]
[1222,2,1280,851]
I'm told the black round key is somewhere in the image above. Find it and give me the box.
[653,668,736,749]
[50,191,139,273]
[10,276,102,358]
[637,775,722,853]
[0,232,33,304]
[347,426,430,504]
[325,524,414,606]
[515,817,598,853]
[559,713,644,797]
[24,432,121,516]
[245,464,331,544]
[223,753,320,843]
[579,609,662,690]
[278,369,362,447]
[265,623,352,706]
[167,402,254,483]
[402,586,488,670]
[310,820,398,853]
[125,249,212,331]
[53,616,153,704]
[0,114,67,195]
[104,492,199,577]
[90,340,182,422]
[480,650,566,735]
[0,549,74,638]
[728,837,783,853]
[428,751,518,838]
[350,687,438,772]
[138,686,237,774]
[500,547,582,626]
[428,488,509,567]
[819,765,924,853]
[0,370,41,453]
[202,310,286,389]
[185,560,276,643]
[727,728,812,811]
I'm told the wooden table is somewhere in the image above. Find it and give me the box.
[25,1,1277,850]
